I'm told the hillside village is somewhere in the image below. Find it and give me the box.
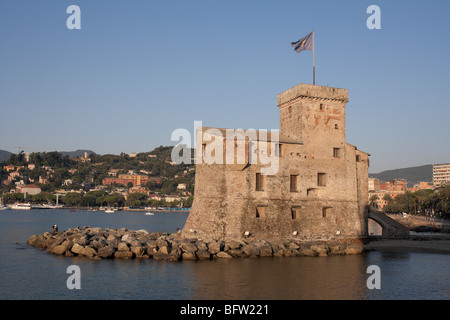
[0,146,195,209]
[0,145,448,218]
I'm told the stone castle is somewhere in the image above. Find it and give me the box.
[182,83,370,242]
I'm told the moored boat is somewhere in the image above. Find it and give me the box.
[9,203,32,210]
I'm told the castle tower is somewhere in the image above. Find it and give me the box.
[182,83,369,242]
[277,84,348,158]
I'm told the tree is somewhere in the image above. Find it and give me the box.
[183,196,194,208]
[369,194,379,208]
[64,192,82,207]
[437,184,450,218]
[126,192,147,208]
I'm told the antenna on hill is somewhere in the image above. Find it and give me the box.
[14,146,24,153]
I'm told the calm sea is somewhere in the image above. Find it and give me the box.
[0,209,449,300]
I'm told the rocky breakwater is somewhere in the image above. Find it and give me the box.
[27,227,365,261]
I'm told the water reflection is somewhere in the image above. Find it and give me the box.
[185,255,370,300]
[1,210,449,300]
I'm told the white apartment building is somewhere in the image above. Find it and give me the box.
[433,163,450,186]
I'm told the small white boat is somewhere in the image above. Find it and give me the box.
[145,212,154,216]
[105,208,115,213]
[0,205,9,211]
[9,203,32,210]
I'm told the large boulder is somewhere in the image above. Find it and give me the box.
[181,242,198,253]
[311,245,328,257]
[158,245,171,255]
[75,236,90,246]
[208,241,223,254]
[130,246,146,258]
[106,234,117,241]
[242,244,260,257]
[216,252,232,259]
[27,235,45,248]
[153,251,169,260]
[300,248,316,257]
[146,242,158,257]
[256,243,273,257]
[81,246,97,258]
[196,250,211,260]
[114,251,134,259]
[71,243,84,255]
[344,244,364,255]
[118,242,130,252]
[98,246,115,259]
[228,249,247,258]
[225,240,241,251]
[182,252,197,260]
[168,246,182,261]
[52,244,69,255]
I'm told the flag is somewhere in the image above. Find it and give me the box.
[291,31,313,53]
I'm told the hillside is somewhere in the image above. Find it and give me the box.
[369,164,433,186]
[0,150,12,162]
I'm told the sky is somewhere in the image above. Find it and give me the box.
[0,0,449,173]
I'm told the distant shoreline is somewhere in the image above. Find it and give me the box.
[41,206,191,213]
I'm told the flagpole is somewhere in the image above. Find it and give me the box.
[312,28,315,85]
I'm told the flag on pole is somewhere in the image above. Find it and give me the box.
[291,31,313,53]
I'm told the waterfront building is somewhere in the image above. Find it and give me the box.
[183,83,370,242]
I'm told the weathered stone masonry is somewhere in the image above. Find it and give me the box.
[182,83,370,243]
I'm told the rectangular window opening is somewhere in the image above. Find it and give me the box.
[277,144,283,157]
[291,207,300,220]
[333,148,341,158]
[318,173,327,187]
[290,175,298,192]
[256,173,264,191]
[202,143,206,157]
[322,207,331,218]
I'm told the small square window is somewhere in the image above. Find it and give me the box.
[256,206,266,218]
[333,148,340,158]
[322,207,332,218]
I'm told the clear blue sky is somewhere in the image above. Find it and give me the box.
[0,0,449,173]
